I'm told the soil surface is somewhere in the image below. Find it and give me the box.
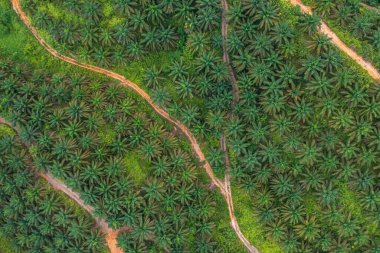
[360,2,380,14]
[289,0,380,81]
[221,0,240,106]
[0,117,126,253]
[10,0,258,252]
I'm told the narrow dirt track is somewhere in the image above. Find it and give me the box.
[360,2,380,14]
[10,0,257,252]
[289,0,380,81]
[221,0,240,106]
[220,4,260,251]
[0,117,126,253]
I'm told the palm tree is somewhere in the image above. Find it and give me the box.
[271,174,293,196]
[159,26,178,50]
[235,19,257,41]
[314,0,335,16]
[113,0,136,16]
[114,22,134,46]
[300,169,323,191]
[227,2,243,24]
[176,77,194,99]
[180,104,200,126]
[173,1,195,25]
[348,117,373,142]
[317,182,339,206]
[143,67,163,89]
[308,34,331,54]
[299,14,321,35]
[52,137,76,161]
[256,2,280,31]
[295,215,320,242]
[360,97,380,120]
[82,1,103,24]
[187,33,210,55]
[260,94,286,115]
[131,216,155,242]
[93,47,111,67]
[249,61,272,85]
[370,28,380,49]
[195,51,218,73]
[249,33,273,57]
[290,98,313,123]
[196,7,219,32]
[307,73,333,97]
[259,141,280,164]
[227,32,244,54]
[301,56,325,79]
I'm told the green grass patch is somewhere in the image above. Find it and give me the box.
[98,125,117,145]
[124,152,149,185]
[232,185,283,253]
[0,233,20,253]
[212,191,247,253]
[338,184,363,219]
[0,125,15,138]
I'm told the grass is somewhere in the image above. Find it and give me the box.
[0,125,15,138]
[0,233,20,253]
[212,191,247,253]
[298,0,380,73]
[124,152,149,185]
[98,125,117,145]
[232,185,283,253]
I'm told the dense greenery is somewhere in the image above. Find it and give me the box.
[1,0,380,252]
[303,0,380,69]
[363,0,380,8]
[0,129,107,252]
[0,57,224,252]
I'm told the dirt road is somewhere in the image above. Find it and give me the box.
[10,0,257,252]
[0,117,126,253]
[289,0,380,81]
[221,0,240,106]
[361,3,380,14]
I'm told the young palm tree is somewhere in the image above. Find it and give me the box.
[299,14,321,35]
[196,7,219,32]
[143,67,163,89]
[256,2,280,31]
[131,216,156,242]
[295,215,320,242]
[113,0,136,16]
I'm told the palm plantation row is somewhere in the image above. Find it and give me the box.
[304,0,380,70]
[7,0,380,252]
[0,58,223,252]
[0,132,107,252]
[224,1,380,252]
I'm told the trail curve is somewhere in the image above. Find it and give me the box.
[0,117,127,253]
[289,0,380,81]
[360,3,380,14]
[10,0,257,252]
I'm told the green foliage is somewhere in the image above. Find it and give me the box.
[232,186,283,253]
[124,152,148,185]
[2,0,380,252]
[0,125,15,138]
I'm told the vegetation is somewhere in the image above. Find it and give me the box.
[303,0,380,69]
[1,0,380,252]
[0,126,107,252]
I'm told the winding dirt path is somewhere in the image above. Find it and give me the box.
[289,0,380,81]
[219,5,259,250]
[10,0,257,252]
[360,2,380,14]
[221,0,240,106]
[0,117,127,253]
